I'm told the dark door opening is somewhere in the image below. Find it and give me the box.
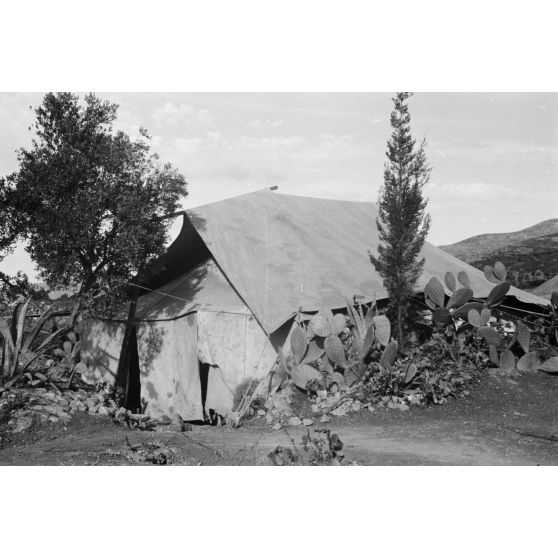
[199,360,209,416]
[125,326,141,412]
[198,360,224,425]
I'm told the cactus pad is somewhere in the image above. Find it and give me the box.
[486,282,510,308]
[325,335,347,368]
[477,325,502,346]
[493,261,507,282]
[302,339,325,363]
[331,313,347,336]
[309,312,332,337]
[290,325,308,364]
[457,270,471,288]
[424,277,445,308]
[379,340,398,370]
[500,350,515,372]
[467,309,481,328]
[480,308,491,326]
[290,363,322,390]
[444,272,457,292]
[446,287,473,310]
[373,315,391,347]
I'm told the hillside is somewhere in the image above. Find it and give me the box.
[464,232,558,289]
[440,218,558,262]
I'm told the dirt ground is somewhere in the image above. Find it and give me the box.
[1,369,557,466]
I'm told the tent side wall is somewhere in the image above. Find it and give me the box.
[135,309,276,420]
[198,309,277,416]
[81,319,126,385]
[136,313,204,421]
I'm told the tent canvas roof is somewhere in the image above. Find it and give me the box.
[140,190,549,333]
[531,275,558,300]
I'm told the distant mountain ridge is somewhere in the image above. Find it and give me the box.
[440,219,558,262]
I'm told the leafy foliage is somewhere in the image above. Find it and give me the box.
[0,270,47,312]
[0,297,68,380]
[2,93,188,314]
[369,92,431,349]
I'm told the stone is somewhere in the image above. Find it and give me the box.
[48,416,59,423]
[302,418,314,426]
[57,411,72,422]
[331,401,352,417]
[97,406,111,416]
[272,422,282,430]
[310,404,320,413]
[10,414,35,433]
[319,414,331,423]
[317,389,328,401]
[265,414,274,425]
[257,409,266,416]
[351,400,362,413]
[287,416,302,427]
[96,392,108,403]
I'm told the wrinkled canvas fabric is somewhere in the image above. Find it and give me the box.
[197,309,276,415]
[186,190,548,332]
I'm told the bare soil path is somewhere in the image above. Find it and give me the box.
[1,370,556,465]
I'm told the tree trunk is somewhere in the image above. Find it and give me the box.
[397,301,404,351]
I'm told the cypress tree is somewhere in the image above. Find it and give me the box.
[370,92,431,350]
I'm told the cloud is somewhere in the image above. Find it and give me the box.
[433,139,558,163]
[426,181,524,205]
[423,181,555,244]
[152,102,213,128]
[245,119,284,128]
[173,137,204,155]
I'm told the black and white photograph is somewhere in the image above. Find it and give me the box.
[1,1,556,557]
[1,91,557,467]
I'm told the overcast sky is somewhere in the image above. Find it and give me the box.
[1,92,557,282]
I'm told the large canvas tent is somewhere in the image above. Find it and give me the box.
[82,190,549,420]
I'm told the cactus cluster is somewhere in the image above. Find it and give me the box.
[428,261,558,374]
[280,298,399,391]
[424,263,511,331]
[464,261,538,372]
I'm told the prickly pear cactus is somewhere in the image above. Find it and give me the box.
[324,335,347,369]
[290,325,308,364]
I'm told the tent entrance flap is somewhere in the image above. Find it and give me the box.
[196,309,277,415]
